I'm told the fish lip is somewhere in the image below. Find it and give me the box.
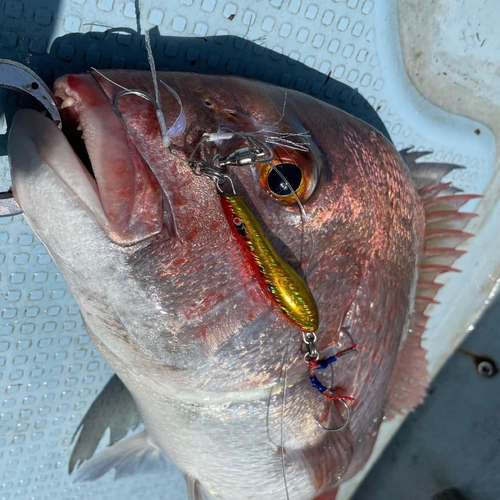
[9,108,110,234]
[51,73,165,245]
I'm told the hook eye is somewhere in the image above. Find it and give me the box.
[316,398,351,433]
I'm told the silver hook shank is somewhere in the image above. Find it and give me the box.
[113,88,160,117]
[317,399,351,433]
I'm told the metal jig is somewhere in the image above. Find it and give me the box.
[0,59,62,217]
[220,192,319,331]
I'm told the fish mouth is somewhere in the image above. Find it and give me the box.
[46,73,164,245]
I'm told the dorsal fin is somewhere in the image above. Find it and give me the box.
[400,146,465,190]
[385,148,479,418]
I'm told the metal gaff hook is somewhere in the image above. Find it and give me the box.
[0,59,61,126]
[0,59,62,217]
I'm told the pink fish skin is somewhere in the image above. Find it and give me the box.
[9,69,438,499]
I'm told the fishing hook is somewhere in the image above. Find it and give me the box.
[112,82,186,150]
[113,88,160,116]
[317,398,351,433]
[304,335,358,432]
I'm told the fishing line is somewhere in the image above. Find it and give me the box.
[91,67,133,93]
[279,330,292,500]
[258,152,310,499]
[264,329,293,500]
[103,34,186,147]
[144,30,160,106]
[252,91,312,152]
[144,30,174,149]
[262,132,311,152]
[263,146,313,277]
[256,90,289,131]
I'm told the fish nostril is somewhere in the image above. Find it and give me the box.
[204,99,213,108]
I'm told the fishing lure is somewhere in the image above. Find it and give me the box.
[220,191,319,332]
[214,145,356,415]
[201,139,356,411]
[215,157,356,414]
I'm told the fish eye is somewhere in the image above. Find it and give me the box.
[258,150,317,205]
[267,163,303,196]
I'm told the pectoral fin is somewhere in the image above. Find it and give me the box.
[185,475,216,500]
[72,431,169,482]
[313,489,338,500]
[69,374,142,473]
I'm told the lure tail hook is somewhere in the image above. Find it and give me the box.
[317,398,351,433]
[304,337,358,432]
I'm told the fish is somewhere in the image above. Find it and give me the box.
[7,69,477,500]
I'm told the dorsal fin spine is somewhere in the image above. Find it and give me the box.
[385,149,478,418]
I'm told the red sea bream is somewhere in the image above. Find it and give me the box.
[7,70,476,500]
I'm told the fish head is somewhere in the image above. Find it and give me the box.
[8,69,424,496]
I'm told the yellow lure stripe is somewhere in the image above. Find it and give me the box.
[220,193,319,332]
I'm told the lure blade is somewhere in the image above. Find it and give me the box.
[220,193,319,332]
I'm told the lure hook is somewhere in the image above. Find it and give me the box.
[305,339,358,432]
[317,398,351,433]
[113,88,160,116]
